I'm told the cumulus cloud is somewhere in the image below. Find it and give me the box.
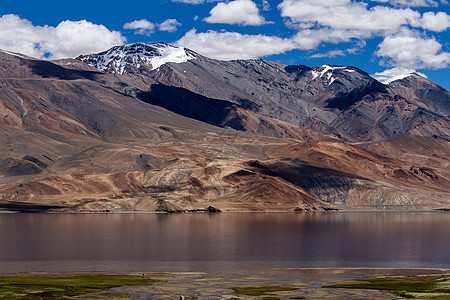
[261,0,270,10]
[277,0,449,69]
[175,29,296,60]
[416,11,450,32]
[376,28,450,69]
[158,19,181,32]
[123,19,155,36]
[292,28,371,50]
[279,0,449,35]
[0,14,125,59]
[279,0,420,34]
[370,0,441,7]
[124,18,183,34]
[205,0,268,26]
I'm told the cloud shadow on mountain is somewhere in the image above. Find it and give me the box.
[136,84,240,128]
[28,60,102,80]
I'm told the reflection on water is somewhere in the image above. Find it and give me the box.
[0,212,449,273]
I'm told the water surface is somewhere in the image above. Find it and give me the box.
[0,212,448,273]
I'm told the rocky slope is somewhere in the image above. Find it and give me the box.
[0,47,449,212]
[76,43,450,142]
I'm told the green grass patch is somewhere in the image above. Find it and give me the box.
[0,274,160,299]
[232,286,297,296]
[83,292,132,299]
[324,275,450,299]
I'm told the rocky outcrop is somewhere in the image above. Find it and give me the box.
[0,156,47,176]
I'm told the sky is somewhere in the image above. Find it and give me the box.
[0,0,449,89]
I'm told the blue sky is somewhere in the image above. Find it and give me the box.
[0,0,449,88]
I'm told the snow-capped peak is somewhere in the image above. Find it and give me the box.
[371,68,427,85]
[310,65,355,85]
[76,42,194,75]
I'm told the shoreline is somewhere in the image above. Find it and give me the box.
[1,200,449,214]
[0,208,449,214]
[2,267,449,276]
[1,268,449,299]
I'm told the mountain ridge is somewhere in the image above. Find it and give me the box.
[72,42,449,142]
[0,45,449,212]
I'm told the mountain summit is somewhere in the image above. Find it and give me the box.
[76,42,194,75]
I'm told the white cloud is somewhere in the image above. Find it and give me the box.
[370,0,440,7]
[123,19,155,36]
[291,29,330,50]
[310,40,366,58]
[175,29,296,60]
[347,40,367,54]
[158,19,181,32]
[277,0,450,68]
[279,0,420,34]
[371,67,427,84]
[279,0,449,35]
[291,28,372,50]
[205,0,268,26]
[376,28,450,69]
[0,14,125,59]
[261,0,270,10]
[417,11,450,32]
[310,50,346,58]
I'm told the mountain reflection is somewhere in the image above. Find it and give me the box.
[0,212,448,273]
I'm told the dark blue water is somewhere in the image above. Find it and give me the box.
[0,212,448,273]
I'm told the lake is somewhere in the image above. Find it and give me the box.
[0,212,449,273]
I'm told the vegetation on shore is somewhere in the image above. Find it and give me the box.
[1,272,449,299]
[232,286,299,297]
[0,274,160,299]
[325,275,450,299]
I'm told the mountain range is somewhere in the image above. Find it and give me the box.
[0,43,449,212]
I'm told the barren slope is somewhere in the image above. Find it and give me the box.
[0,49,449,212]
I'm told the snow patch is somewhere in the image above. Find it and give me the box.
[19,97,27,118]
[311,64,348,81]
[150,46,193,70]
[320,65,346,76]
[8,90,28,118]
[371,67,427,85]
[311,70,320,80]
